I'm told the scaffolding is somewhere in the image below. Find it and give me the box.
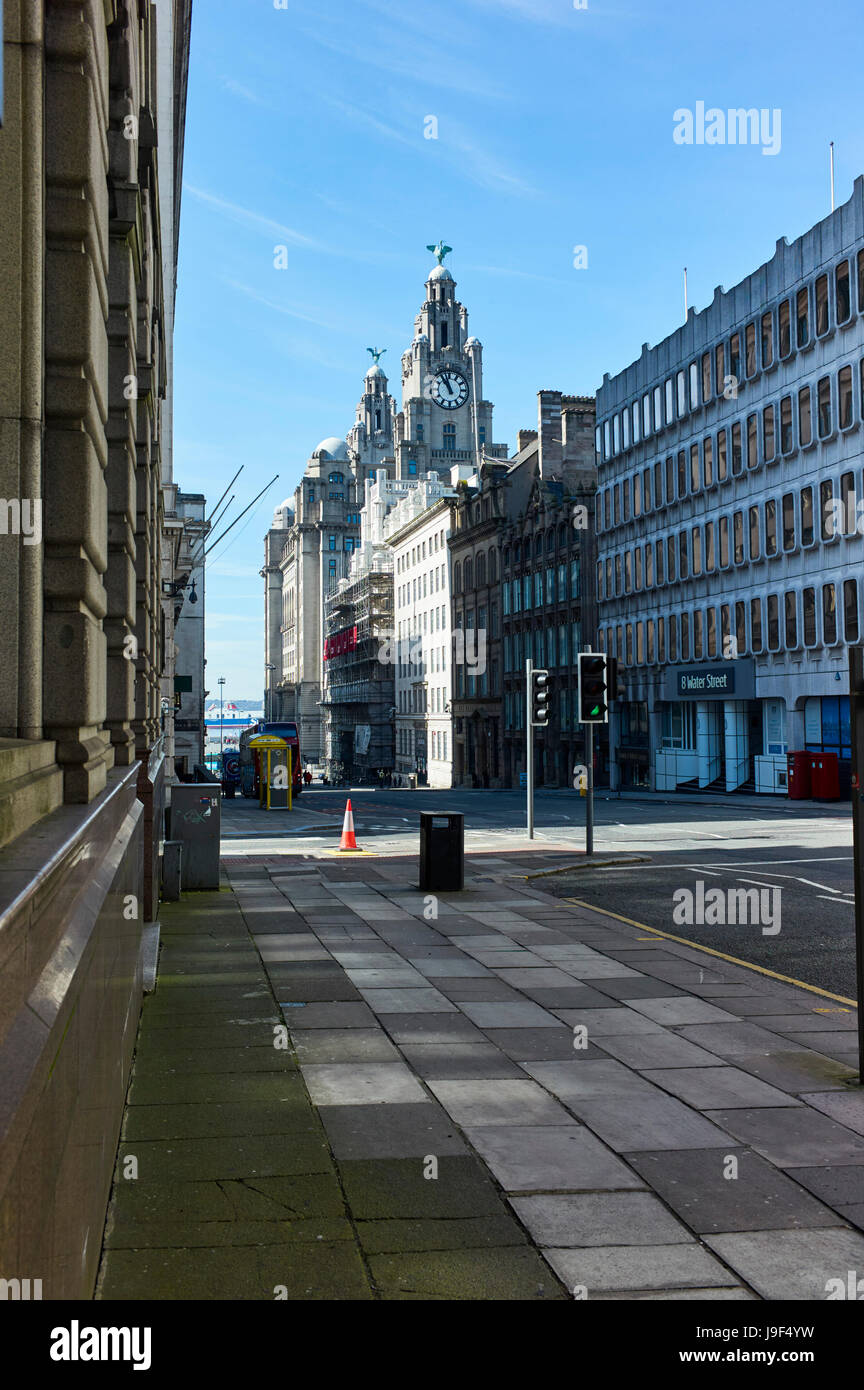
[321,565,395,781]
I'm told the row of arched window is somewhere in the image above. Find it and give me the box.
[452,548,499,593]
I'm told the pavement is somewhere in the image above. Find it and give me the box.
[96,840,864,1302]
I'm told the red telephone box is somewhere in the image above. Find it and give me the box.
[809,752,840,800]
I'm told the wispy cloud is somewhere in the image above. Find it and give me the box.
[223,278,349,335]
[219,76,272,108]
[183,185,321,248]
[466,263,572,286]
[300,24,508,103]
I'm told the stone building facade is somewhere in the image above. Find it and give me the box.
[0,0,192,1298]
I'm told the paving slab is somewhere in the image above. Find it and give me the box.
[367,1246,567,1300]
[509,1192,693,1248]
[642,1066,801,1110]
[627,998,738,1026]
[465,1125,645,1192]
[543,1243,738,1295]
[596,1031,727,1070]
[427,1079,575,1127]
[398,1043,525,1080]
[459,1001,561,1029]
[704,1227,864,1300]
[628,1148,843,1233]
[319,1102,469,1160]
[301,1062,430,1106]
[524,1058,657,1099]
[704,1106,864,1167]
[359,986,457,1013]
[554,1007,664,1037]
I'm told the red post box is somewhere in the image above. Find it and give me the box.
[787,751,811,799]
[809,752,840,800]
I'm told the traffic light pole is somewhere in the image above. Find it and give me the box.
[849,647,864,1082]
[526,657,534,839]
[585,721,594,856]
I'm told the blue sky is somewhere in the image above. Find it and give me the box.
[175,0,864,698]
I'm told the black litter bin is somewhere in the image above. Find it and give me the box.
[419,812,464,892]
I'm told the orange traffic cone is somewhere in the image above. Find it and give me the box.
[338,799,358,851]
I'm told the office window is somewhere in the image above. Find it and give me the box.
[782,493,795,551]
[820,479,834,540]
[701,351,712,402]
[624,551,632,593]
[705,520,715,571]
[715,342,725,394]
[796,287,810,347]
[707,606,717,658]
[717,428,728,481]
[648,620,656,664]
[747,414,758,469]
[667,535,676,582]
[677,370,687,416]
[719,515,730,567]
[613,415,621,453]
[669,613,678,661]
[693,610,703,659]
[817,376,832,437]
[751,597,763,652]
[642,393,651,436]
[408,460,418,475]
[653,385,663,430]
[837,260,851,324]
[677,450,686,498]
[643,467,652,510]
[823,584,837,644]
[635,547,643,591]
[816,274,829,336]
[735,602,746,655]
[839,365,853,429]
[801,485,814,546]
[692,527,702,575]
[680,612,690,661]
[761,312,774,367]
[731,421,743,474]
[767,594,780,649]
[665,378,674,424]
[328,534,337,550]
[703,436,713,487]
[622,477,630,521]
[690,444,700,492]
[633,472,642,517]
[765,498,777,556]
[745,322,757,376]
[841,472,856,536]
[632,401,641,444]
[749,505,760,560]
[798,386,812,446]
[844,578,859,642]
[763,404,776,462]
[679,531,688,579]
[785,591,798,647]
[655,540,665,584]
[689,361,699,408]
[733,511,744,564]
[780,395,794,453]
[729,333,741,384]
[636,621,645,664]
[626,624,634,665]
[442,425,456,453]
[779,300,791,357]
[803,588,817,645]
[665,455,674,501]
[654,461,662,507]
[646,543,654,587]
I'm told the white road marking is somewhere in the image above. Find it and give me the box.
[817,894,855,905]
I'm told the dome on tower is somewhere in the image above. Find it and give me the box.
[464,336,481,349]
[312,436,349,460]
[428,263,453,282]
[365,363,386,378]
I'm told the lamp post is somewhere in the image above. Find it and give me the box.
[218,677,226,764]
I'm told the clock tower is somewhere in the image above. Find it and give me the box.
[396,244,500,481]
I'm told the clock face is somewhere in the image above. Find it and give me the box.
[431,368,469,410]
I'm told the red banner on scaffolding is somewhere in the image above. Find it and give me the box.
[323,625,358,661]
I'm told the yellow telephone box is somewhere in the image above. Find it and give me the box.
[249,735,292,811]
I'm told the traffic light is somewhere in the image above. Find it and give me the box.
[578,652,610,724]
[530,668,550,726]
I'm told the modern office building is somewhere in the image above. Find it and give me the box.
[596,177,864,794]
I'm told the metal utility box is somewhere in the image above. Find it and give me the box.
[419,812,464,892]
[787,751,811,799]
[809,752,840,800]
[169,783,221,889]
